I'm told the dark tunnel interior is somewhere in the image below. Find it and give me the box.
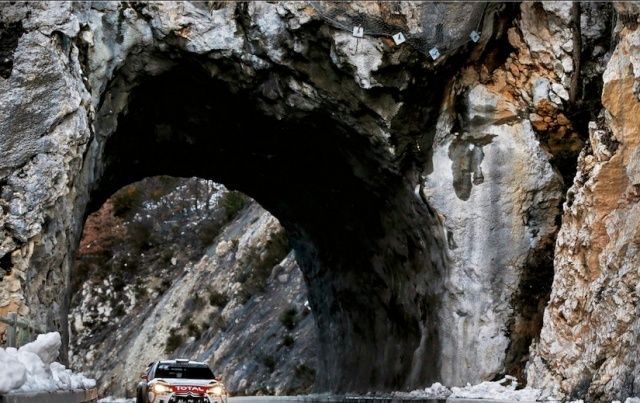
[92,62,399,266]
[87,61,445,392]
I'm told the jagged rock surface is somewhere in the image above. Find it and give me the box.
[528,5,640,401]
[0,1,636,399]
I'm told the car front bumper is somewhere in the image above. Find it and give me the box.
[153,394,227,403]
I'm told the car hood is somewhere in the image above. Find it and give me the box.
[152,378,218,386]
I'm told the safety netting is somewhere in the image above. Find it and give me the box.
[309,1,490,60]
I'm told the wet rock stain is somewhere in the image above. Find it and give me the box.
[447,133,495,201]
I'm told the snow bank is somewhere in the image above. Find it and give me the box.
[0,332,96,394]
[394,377,540,401]
[0,348,26,393]
[449,376,542,401]
[392,382,452,399]
[393,378,640,403]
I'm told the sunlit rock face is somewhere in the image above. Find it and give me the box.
[425,97,562,385]
[528,5,640,401]
[0,0,633,397]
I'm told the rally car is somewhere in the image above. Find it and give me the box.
[136,359,228,403]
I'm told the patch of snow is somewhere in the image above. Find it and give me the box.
[393,382,452,399]
[0,332,95,394]
[98,398,135,403]
[19,332,60,365]
[449,376,541,401]
[0,348,26,393]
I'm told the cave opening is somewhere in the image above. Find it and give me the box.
[77,60,447,393]
[90,62,390,264]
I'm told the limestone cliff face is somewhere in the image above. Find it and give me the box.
[528,5,640,401]
[0,1,636,398]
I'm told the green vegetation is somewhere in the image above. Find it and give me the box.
[111,176,181,217]
[261,354,276,371]
[111,185,143,217]
[196,219,224,245]
[237,229,289,304]
[208,290,229,308]
[128,219,155,251]
[294,364,316,384]
[207,312,228,332]
[165,332,184,354]
[111,274,126,292]
[187,321,202,339]
[112,303,125,317]
[158,278,173,294]
[282,334,295,347]
[134,281,147,299]
[221,191,249,221]
[279,307,298,330]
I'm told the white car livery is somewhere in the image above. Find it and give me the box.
[137,359,228,403]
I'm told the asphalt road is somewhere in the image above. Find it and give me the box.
[96,396,530,403]
[97,397,446,403]
[228,397,445,403]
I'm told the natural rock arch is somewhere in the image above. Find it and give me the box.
[0,1,462,390]
[85,60,448,392]
[1,1,571,395]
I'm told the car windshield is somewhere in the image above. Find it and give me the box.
[154,363,214,379]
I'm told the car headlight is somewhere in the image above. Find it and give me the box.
[153,383,172,394]
[207,385,224,395]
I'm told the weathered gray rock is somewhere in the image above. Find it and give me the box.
[0,0,633,399]
[424,78,563,385]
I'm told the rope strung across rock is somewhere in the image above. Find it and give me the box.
[309,1,489,60]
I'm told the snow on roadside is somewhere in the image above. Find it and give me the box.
[0,332,95,394]
[392,382,452,399]
[98,398,135,403]
[395,376,542,401]
[449,376,541,401]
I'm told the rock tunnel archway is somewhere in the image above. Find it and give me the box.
[83,61,448,392]
[1,0,566,396]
